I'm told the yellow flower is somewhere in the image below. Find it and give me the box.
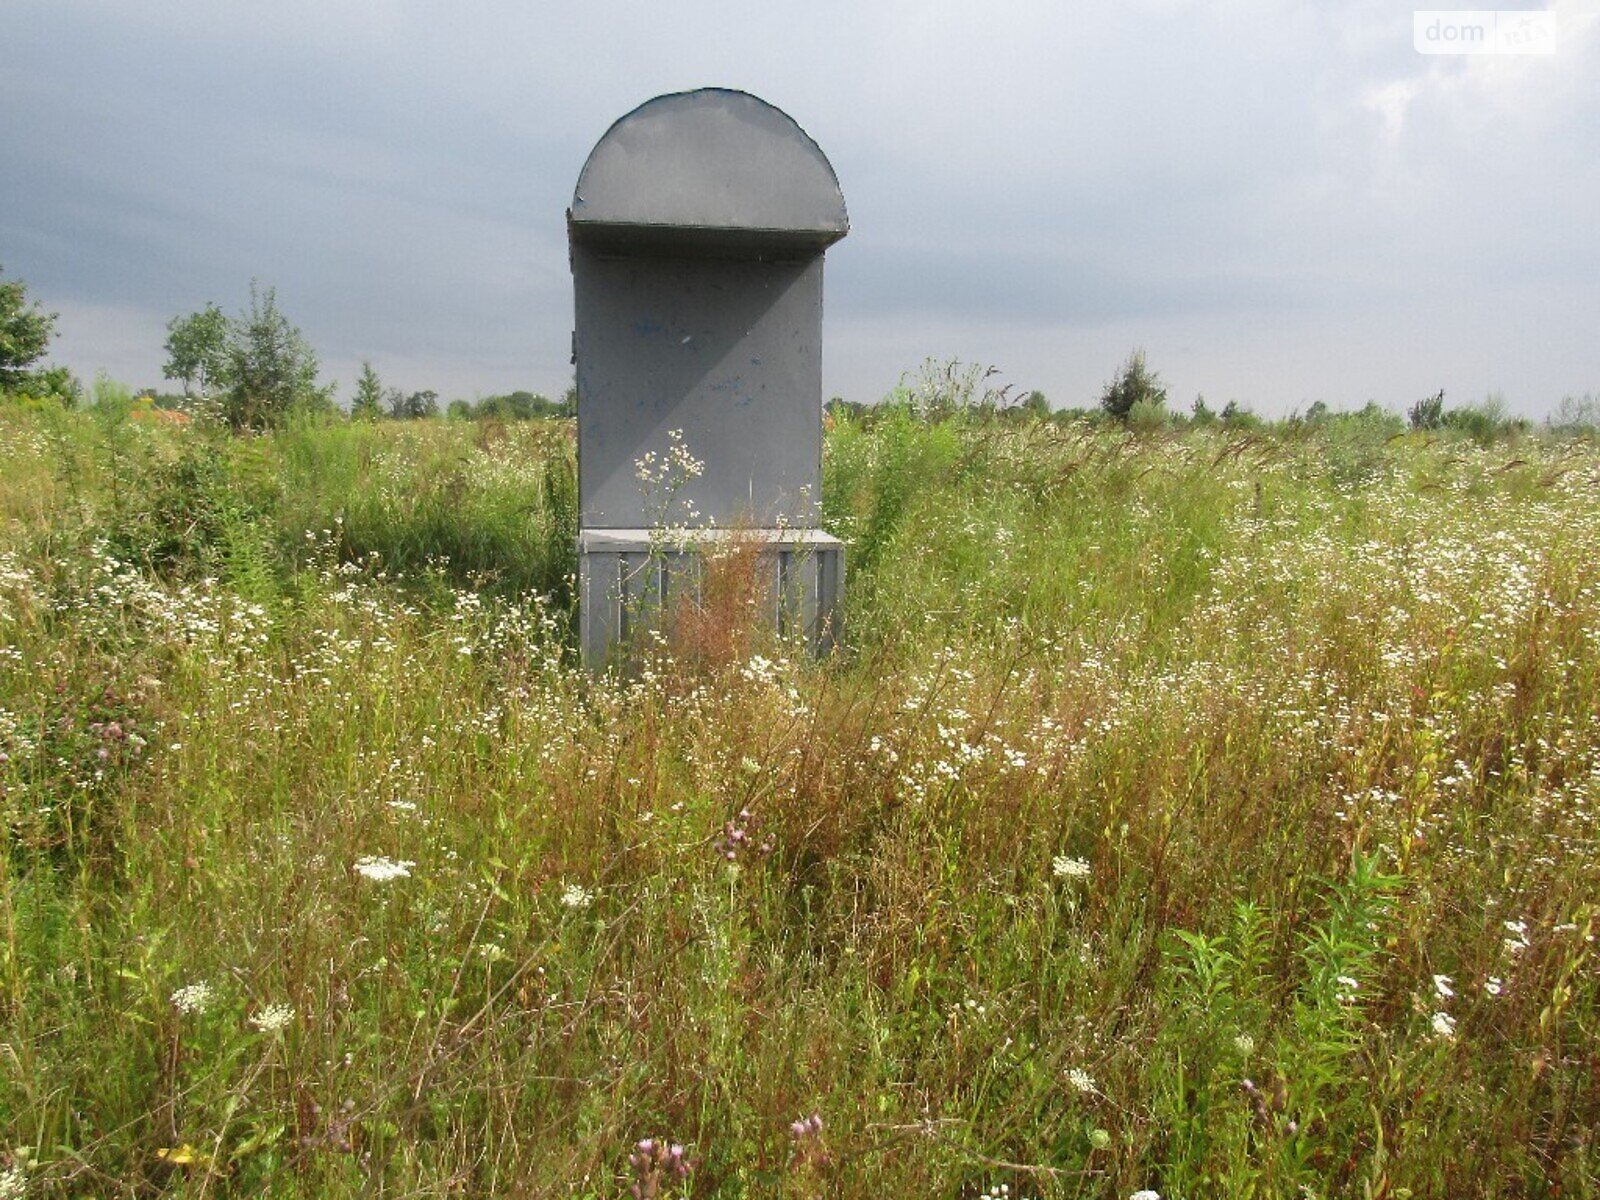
[157,1144,210,1167]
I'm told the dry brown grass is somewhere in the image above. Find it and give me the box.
[663,531,772,674]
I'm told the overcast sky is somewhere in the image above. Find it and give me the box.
[4,0,1597,416]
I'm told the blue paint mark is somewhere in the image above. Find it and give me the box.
[633,319,667,337]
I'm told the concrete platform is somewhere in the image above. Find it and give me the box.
[577,526,843,667]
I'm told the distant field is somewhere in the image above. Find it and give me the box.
[1,403,1597,1197]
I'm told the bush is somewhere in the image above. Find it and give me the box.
[885,359,1013,422]
[1100,349,1167,421]
[1408,389,1445,432]
[1126,397,1169,433]
[165,284,333,431]
[1548,393,1599,436]
[1220,399,1262,430]
[1442,393,1527,444]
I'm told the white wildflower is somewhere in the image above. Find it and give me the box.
[1432,974,1455,1000]
[1431,1011,1457,1040]
[1052,855,1092,880]
[249,1003,295,1033]
[1502,920,1530,955]
[1066,1067,1098,1095]
[0,1164,26,1200]
[353,855,415,882]
[170,981,214,1015]
[1335,975,1360,1003]
[1233,1033,1255,1057]
[1483,976,1504,996]
[1130,1190,1162,1200]
[560,882,595,911]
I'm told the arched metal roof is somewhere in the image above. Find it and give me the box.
[569,89,848,253]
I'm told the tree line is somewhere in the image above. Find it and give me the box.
[1,266,568,428]
[3,265,1589,439]
[163,286,570,428]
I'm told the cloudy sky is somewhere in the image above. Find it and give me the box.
[4,0,1597,416]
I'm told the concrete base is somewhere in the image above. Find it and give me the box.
[578,527,843,669]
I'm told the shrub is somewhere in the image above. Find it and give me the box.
[1220,399,1262,430]
[1443,393,1527,444]
[1408,388,1445,431]
[1547,393,1599,436]
[1126,397,1169,433]
[887,359,1013,422]
[1100,349,1167,421]
[165,284,333,431]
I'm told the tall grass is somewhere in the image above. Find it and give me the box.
[1,402,1597,1197]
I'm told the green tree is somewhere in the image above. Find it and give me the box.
[400,389,439,420]
[28,365,82,406]
[224,283,327,430]
[164,284,329,430]
[1099,349,1167,421]
[0,263,60,393]
[162,302,229,404]
[352,361,383,422]
[1408,388,1445,432]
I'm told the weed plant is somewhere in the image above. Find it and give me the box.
[1,401,1598,1197]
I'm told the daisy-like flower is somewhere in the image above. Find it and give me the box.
[1431,1011,1457,1040]
[1483,976,1504,996]
[1503,920,1530,955]
[1432,974,1455,1000]
[353,855,415,882]
[1052,855,1091,880]
[1066,1067,1098,1095]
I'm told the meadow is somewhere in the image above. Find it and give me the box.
[1,397,1597,1198]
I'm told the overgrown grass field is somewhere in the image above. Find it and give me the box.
[1,400,1598,1197]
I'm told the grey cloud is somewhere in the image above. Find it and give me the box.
[2,0,1597,413]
